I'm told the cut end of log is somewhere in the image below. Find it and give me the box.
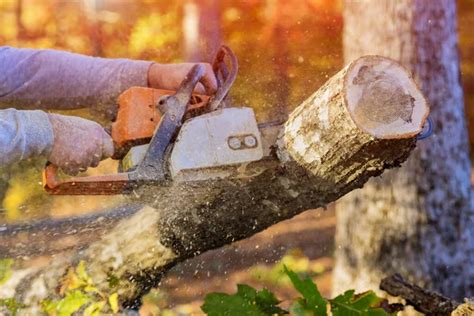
[345,55,429,139]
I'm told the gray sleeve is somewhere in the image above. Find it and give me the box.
[0,46,153,117]
[0,109,54,167]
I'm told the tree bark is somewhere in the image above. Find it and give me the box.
[267,0,290,121]
[334,0,474,301]
[380,274,460,316]
[0,57,428,311]
[183,0,221,63]
[15,0,25,41]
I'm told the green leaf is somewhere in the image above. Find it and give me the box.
[201,292,266,316]
[290,299,315,316]
[284,266,327,316]
[107,273,120,288]
[236,284,257,302]
[108,292,119,313]
[352,291,383,310]
[0,259,13,285]
[255,288,288,315]
[202,284,287,316]
[0,298,26,316]
[329,290,390,316]
[55,290,91,316]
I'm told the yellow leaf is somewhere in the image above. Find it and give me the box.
[83,300,105,316]
[76,261,89,281]
[84,285,100,294]
[59,267,84,295]
[55,290,91,316]
[108,293,119,313]
[0,259,13,285]
[2,167,40,221]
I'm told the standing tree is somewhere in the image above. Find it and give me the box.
[83,0,103,56]
[264,0,290,120]
[183,0,221,62]
[15,0,25,41]
[334,0,474,300]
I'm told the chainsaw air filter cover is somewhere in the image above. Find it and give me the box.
[170,107,263,181]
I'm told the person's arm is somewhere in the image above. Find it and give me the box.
[0,46,152,117]
[0,47,216,172]
[0,109,54,167]
[0,108,113,174]
[0,47,217,117]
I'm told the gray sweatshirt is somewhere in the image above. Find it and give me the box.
[0,46,152,166]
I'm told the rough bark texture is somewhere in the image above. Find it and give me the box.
[0,57,427,312]
[0,204,142,258]
[335,0,474,301]
[380,274,460,316]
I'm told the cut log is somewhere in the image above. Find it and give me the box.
[334,0,473,301]
[346,56,428,138]
[0,56,429,311]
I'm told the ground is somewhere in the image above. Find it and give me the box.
[2,204,336,315]
[155,206,336,314]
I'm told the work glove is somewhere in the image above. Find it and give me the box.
[47,113,114,176]
[148,62,218,94]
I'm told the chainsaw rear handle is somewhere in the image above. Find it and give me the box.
[43,163,135,195]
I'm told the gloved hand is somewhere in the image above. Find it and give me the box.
[148,63,218,94]
[47,113,114,175]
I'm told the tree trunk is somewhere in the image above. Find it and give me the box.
[334,0,474,301]
[0,57,429,311]
[15,0,25,41]
[267,0,290,120]
[83,0,103,56]
[183,0,221,63]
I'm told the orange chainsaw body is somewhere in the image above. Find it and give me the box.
[43,87,211,195]
[112,87,210,151]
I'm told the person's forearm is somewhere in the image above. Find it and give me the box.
[0,109,54,167]
[0,47,152,116]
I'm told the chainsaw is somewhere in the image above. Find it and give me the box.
[43,45,265,195]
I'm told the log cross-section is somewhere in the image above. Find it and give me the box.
[0,55,429,311]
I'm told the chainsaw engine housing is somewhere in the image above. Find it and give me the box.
[170,107,263,181]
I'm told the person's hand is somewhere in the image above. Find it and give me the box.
[148,63,218,95]
[47,114,114,175]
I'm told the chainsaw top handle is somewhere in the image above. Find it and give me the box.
[207,45,238,111]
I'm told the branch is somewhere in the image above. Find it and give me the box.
[380,274,460,316]
[1,56,429,311]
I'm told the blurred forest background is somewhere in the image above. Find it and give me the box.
[1,0,474,223]
[1,1,474,313]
